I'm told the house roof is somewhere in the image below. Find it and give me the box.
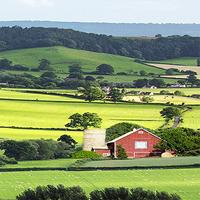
[107,128,161,144]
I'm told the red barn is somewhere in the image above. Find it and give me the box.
[93,128,162,158]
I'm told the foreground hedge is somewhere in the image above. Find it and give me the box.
[17,185,181,200]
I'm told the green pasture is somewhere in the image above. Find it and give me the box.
[81,156,200,168]
[0,46,164,74]
[158,57,197,66]
[0,89,81,102]
[2,159,77,169]
[0,168,199,200]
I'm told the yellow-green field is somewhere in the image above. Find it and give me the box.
[124,95,200,105]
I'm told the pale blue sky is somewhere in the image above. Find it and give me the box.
[0,0,200,23]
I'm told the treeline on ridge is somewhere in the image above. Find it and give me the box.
[1,26,200,60]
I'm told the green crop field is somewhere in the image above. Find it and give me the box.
[0,168,199,200]
[81,156,200,168]
[0,46,164,74]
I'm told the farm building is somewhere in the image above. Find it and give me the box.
[91,128,162,158]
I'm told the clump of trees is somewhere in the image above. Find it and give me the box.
[66,112,102,130]
[96,64,114,75]
[141,96,154,103]
[134,78,165,88]
[108,88,124,102]
[17,185,182,200]
[155,128,200,156]
[0,135,77,161]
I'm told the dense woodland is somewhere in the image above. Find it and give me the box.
[1,26,200,60]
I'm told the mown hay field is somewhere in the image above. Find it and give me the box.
[0,168,199,200]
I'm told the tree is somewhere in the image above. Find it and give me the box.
[109,88,124,102]
[66,112,102,130]
[160,107,182,123]
[134,79,148,88]
[139,70,147,76]
[80,86,105,102]
[96,64,114,75]
[197,58,200,66]
[69,64,82,74]
[41,71,57,79]
[0,59,12,68]
[141,96,154,103]
[155,128,200,156]
[187,74,197,85]
[85,76,96,82]
[117,145,128,159]
[106,123,142,141]
[38,59,51,70]
[174,90,185,96]
[149,78,165,87]
[57,135,77,148]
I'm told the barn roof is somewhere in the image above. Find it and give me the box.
[107,128,161,144]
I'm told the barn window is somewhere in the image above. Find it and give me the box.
[135,141,147,149]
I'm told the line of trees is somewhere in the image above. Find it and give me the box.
[17,185,181,200]
[1,26,200,61]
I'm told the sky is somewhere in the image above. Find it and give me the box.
[0,0,200,23]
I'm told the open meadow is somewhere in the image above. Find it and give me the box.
[0,46,164,74]
[0,168,199,200]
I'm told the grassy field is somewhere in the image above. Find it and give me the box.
[158,57,197,66]
[0,46,164,74]
[0,168,199,200]
[81,156,200,168]
[124,95,200,105]
[2,159,77,169]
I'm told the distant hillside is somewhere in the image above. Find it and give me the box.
[1,26,200,61]
[1,21,200,37]
[0,46,164,74]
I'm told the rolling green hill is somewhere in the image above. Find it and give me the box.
[0,46,164,74]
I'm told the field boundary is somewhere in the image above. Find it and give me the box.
[0,167,66,172]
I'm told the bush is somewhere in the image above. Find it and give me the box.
[117,145,128,159]
[90,187,181,200]
[17,185,87,200]
[71,151,101,159]
[0,155,17,166]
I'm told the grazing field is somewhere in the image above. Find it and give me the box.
[0,168,199,200]
[158,57,197,66]
[2,159,77,169]
[147,63,200,76]
[0,46,164,74]
[124,95,200,105]
[81,156,200,168]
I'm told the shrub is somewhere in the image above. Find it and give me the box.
[117,145,128,159]
[0,155,17,166]
[71,151,101,159]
